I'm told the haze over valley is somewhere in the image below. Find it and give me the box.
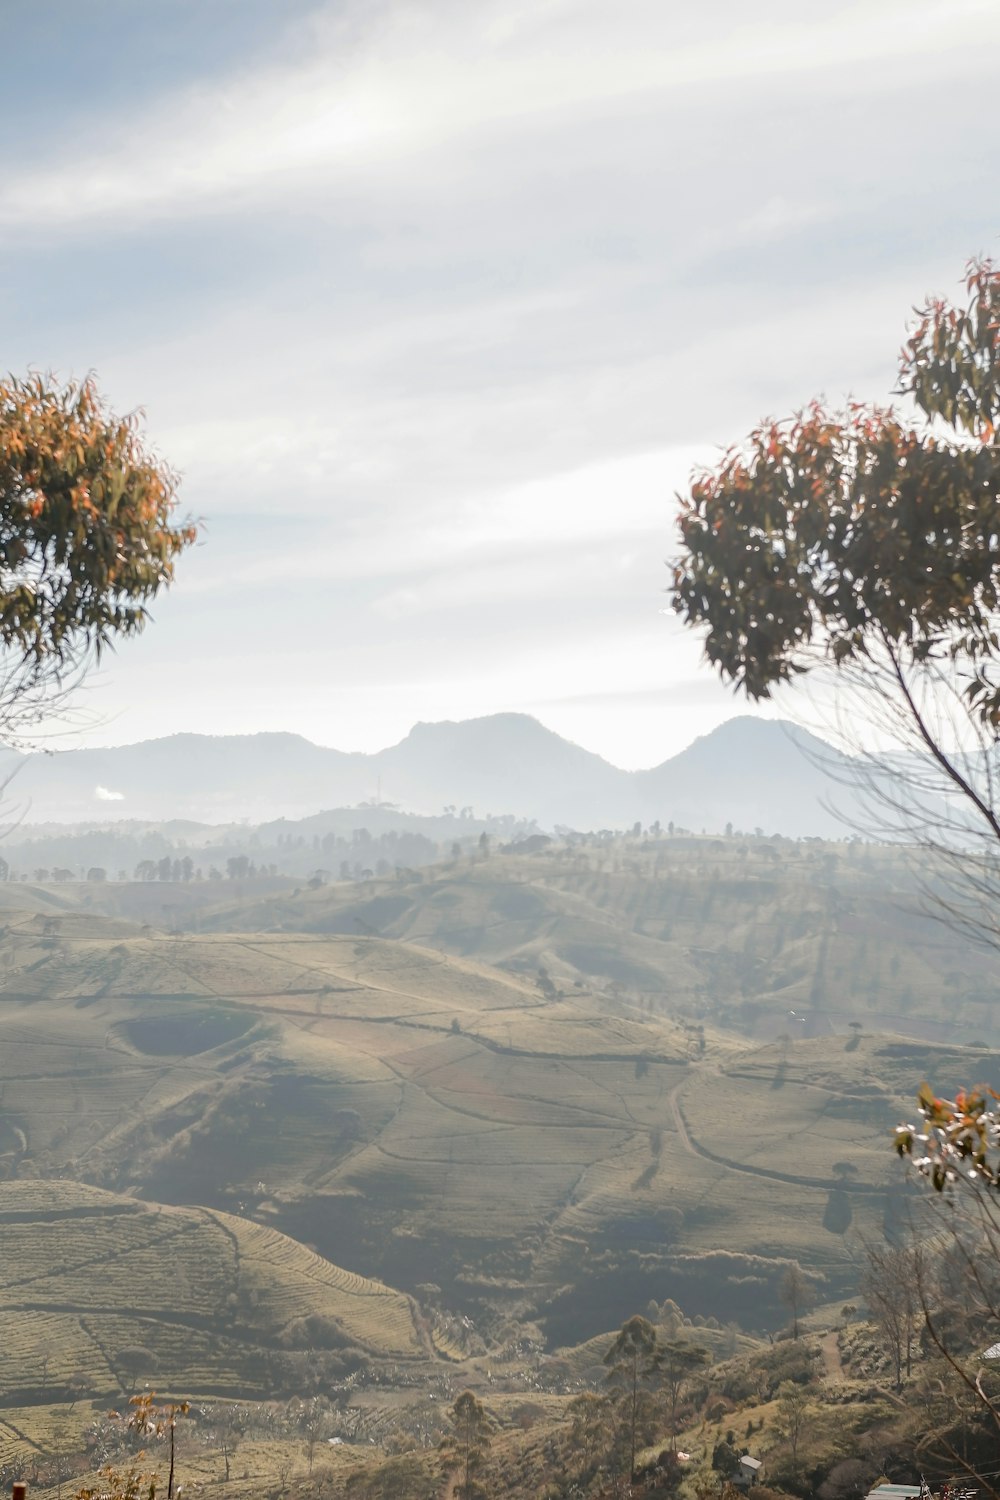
[4,1,1000,1497]
[0,721,997,1495]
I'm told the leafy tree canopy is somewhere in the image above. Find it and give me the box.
[672,260,1000,724]
[0,373,195,739]
[604,1313,658,1377]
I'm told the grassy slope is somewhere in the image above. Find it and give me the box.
[0,889,984,1348]
[0,1179,423,1404]
[188,838,1000,1044]
[0,844,984,1499]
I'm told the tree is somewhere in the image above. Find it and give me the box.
[671,255,1000,1485]
[861,1240,921,1389]
[671,259,1000,946]
[218,1404,247,1482]
[895,1087,1000,1497]
[712,1434,740,1477]
[565,1390,614,1479]
[657,1338,710,1438]
[779,1262,816,1339]
[775,1380,810,1472]
[297,1395,329,1475]
[673,258,1000,706]
[536,963,558,1000]
[604,1314,659,1483]
[0,374,195,744]
[441,1390,491,1500]
[114,1344,156,1396]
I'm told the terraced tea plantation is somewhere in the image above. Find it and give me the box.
[198,839,1000,1045]
[0,1180,423,1403]
[0,846,992,1447]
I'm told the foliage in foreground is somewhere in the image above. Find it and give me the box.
[673,259,1000,723]
[672,253,1000,1496]
[0,373,195,742]
[672,257,1000,946]
[75,1394,189,1500]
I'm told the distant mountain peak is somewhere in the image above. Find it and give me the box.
[662,715,840,764]
[6,714,854,836]
[402,711,553,741]
[70,729,322,755]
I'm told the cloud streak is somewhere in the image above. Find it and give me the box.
[3,0,999,769]
[2,0,995,235]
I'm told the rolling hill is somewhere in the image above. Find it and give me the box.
[0,1179,423,1405]
[192,837,1000,1046]
[0,887,984,1348]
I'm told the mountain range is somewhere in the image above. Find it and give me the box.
[0,713,870,837]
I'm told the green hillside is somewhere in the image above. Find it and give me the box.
[0,848,991,1500]
[0,1179,423,1405]
[192,836,1000,1044]
[0,895,980,1347]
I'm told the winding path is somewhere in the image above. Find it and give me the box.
[819,1329,845,1382]
[666,1075,884,1196]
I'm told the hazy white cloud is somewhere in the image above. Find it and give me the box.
[94,786,125,802]
[0,0,993,235]
[4,0,999,770]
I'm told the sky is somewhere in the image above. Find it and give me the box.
[1,0,998,771]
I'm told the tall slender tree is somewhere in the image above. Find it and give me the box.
[441,1390,491,1500]
[658,1339,710,1439]
[861,1241,922,1389]
[779,1262,816,1340]
[604,1315,659,1483]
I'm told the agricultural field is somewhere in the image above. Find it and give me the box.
[192,837,1000,1044]
[0,835,990,1440]
[0,1181,423,1405]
